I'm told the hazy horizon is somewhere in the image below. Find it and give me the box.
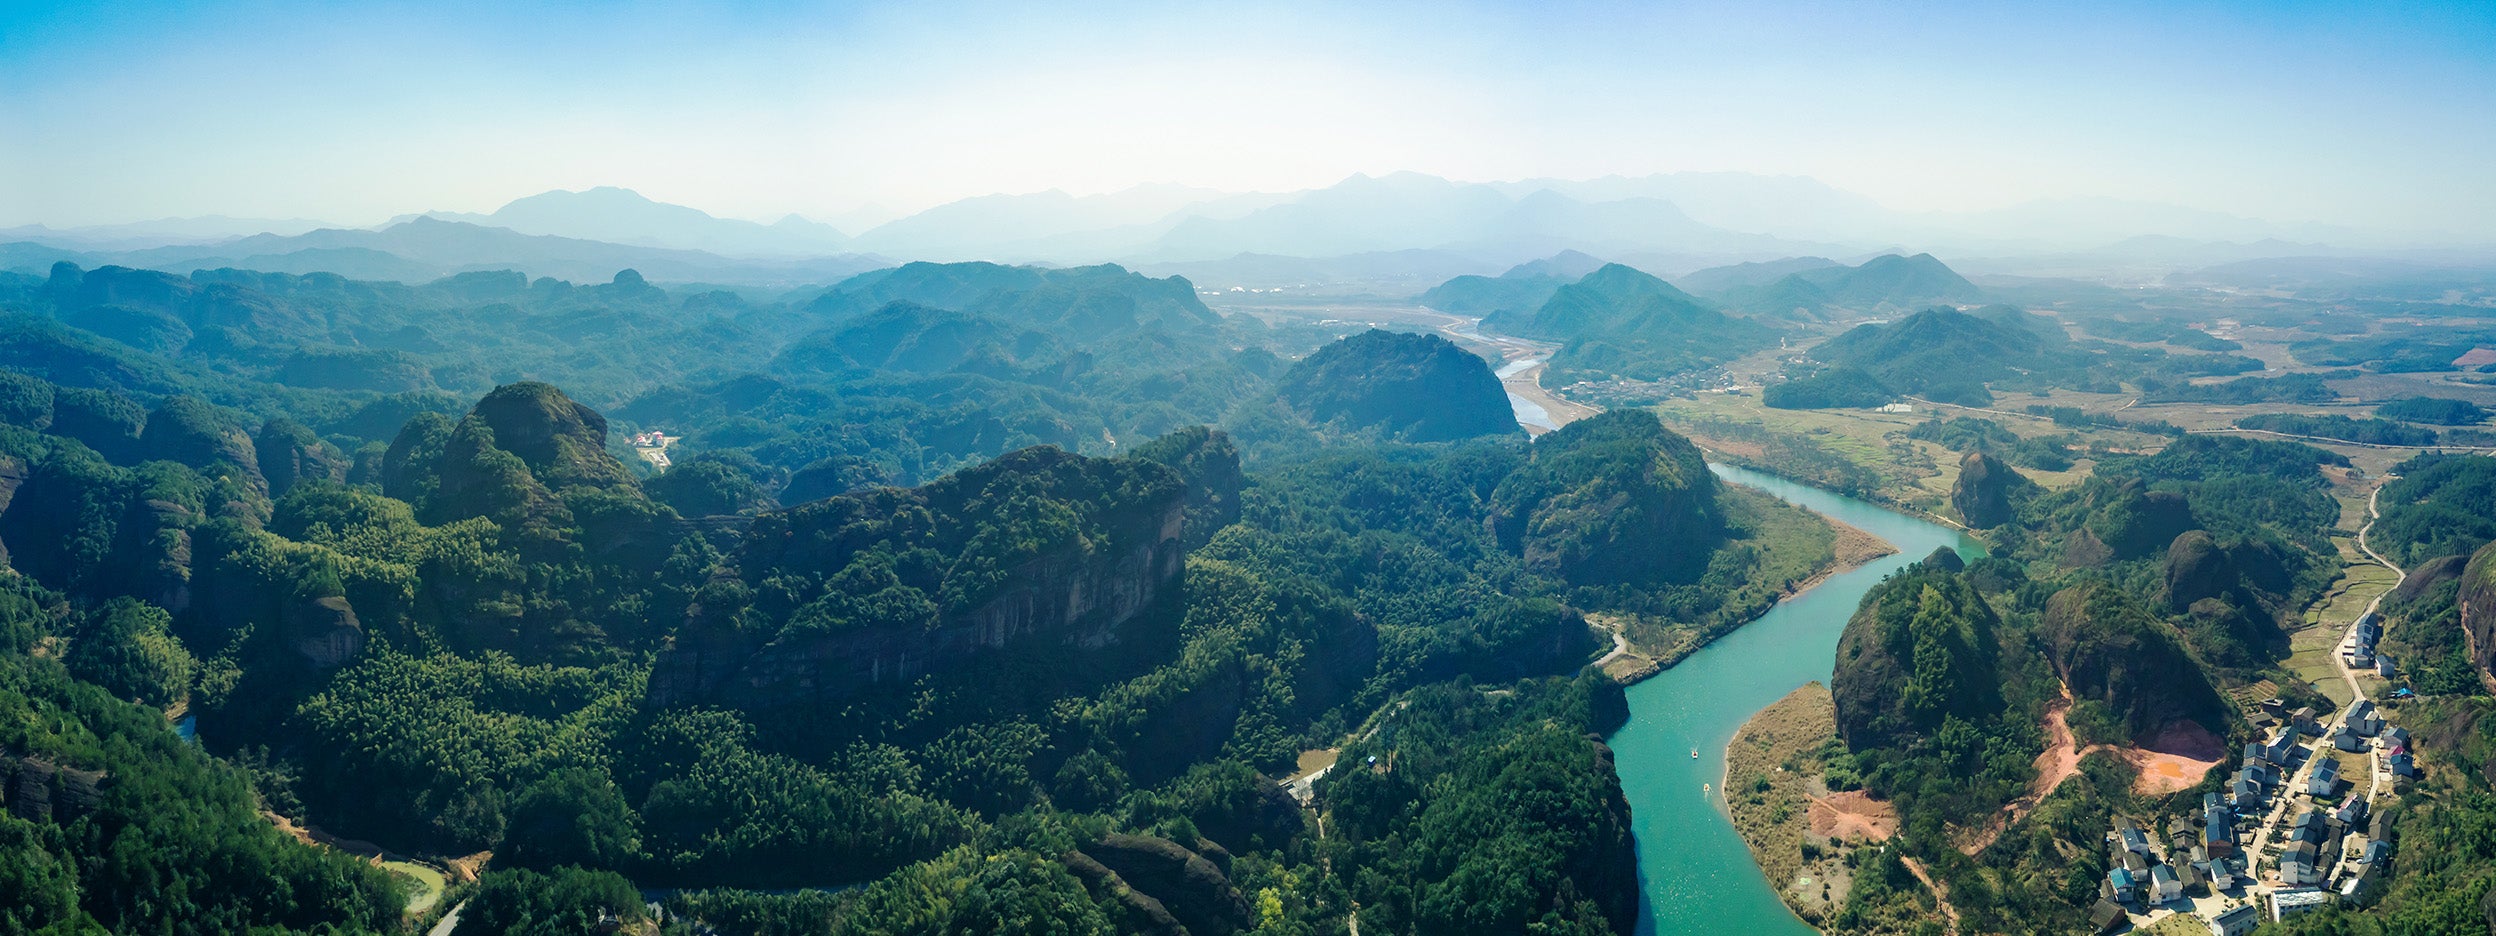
[5,0,2493,242]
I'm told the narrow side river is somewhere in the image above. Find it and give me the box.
[1615,464,1984,935]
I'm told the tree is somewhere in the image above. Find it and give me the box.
[65,598,193,708]
[455,867,644,936]
[503,767,641,870]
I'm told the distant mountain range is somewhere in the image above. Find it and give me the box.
[410,187,854,256]
[9,173,2492,290]
[1698,253,1985,321]
[1,217,890,288]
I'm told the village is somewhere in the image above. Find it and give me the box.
[2089,610,2420,935]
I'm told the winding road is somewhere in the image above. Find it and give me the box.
[2243,480,2404,878]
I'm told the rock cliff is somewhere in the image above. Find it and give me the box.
[2040,582,2229,737]
[253,418,348,497]
[2456,540,2496,691]
[1949,451,2036,529]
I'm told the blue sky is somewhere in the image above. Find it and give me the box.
[2,0,2491,238]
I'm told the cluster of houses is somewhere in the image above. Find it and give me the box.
[629,430,673,448]
[2102,810,2241,915]
[2343,612,2395,679]
[2095,689,2422,932]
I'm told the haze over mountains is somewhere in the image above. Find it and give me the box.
[8,171,2491,292]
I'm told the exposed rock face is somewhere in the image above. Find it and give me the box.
[1275,329,1519,442]
[1078,834,1252,936]
[0,455,22,567]
[288,595,365,668]
[390,383,648,531]
[2457,541,2496,691]
[1921,546,1966,572]
[2078,483,2196,564]
[2060,485,2196,569]
[2164,530,2233,610]
[119,498,196,612]
[651,446,1189,711]
[254,418,349,497]
[1949,451,2036,529]
[1489,410,1720,587]
[1129,426,1245,550]
[2390,553,2467,603]
[465,381,636,490]
[0,753,105,824]
[1061,849,1188,936]
[2041,582,2229,736]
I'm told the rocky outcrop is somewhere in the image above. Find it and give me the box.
[1949,451,2036,529]
[1130,427,1245,550]
[2041,582,2229,737]
[1062,849,1188,936]
[0,455,23,567]
[2457,541,2496,692]
[2059,483,2197,569]
[2390,553,2467,604]
[1490,410,1720,587]
[1077,834,1251,936]
[464,381,636,490]
[2163,530,2233,610]
[1921,546,1966,572]
[1275,329,1519,442]
[254,418,348,497]
[389,384,653,539]
[0,753,105,824]
[117,497,196,612]
[287,595,365,668]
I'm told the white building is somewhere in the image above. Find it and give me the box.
[2208,902,2260,936]
[2272,888,2332,922]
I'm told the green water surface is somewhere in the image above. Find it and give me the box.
[1617,463,1984,935]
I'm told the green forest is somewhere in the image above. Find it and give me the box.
[0,259,1799,935]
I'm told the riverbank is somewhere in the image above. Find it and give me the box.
[1614,463,1983,936]
[1724,683,1895,928]
[1603,501,1898,686]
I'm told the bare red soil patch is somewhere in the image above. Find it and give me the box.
[2120,719,2225,795]
[1807,789,1899,842]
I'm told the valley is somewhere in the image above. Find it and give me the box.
[6,166,2496,936]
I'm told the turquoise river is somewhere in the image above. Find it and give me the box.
[1617,463,1985,935]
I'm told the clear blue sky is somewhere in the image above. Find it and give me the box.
[2,0,2490,238]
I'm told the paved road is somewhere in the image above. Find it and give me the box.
[425,900,465,936]
[2242,481,2404,880]
[2350,483,2405,797]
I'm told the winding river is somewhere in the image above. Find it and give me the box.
[1615,464,1985,935]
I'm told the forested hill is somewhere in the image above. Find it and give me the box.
[1274,329,1520,442]
[804,261,1221,338]
[1706,252,1981,321]
[2,258,1270,495]
[1783,304,2263,407]
[1818,434,2366,936]
[1482,262,1777,384]
[0,231,1799,933]
[1414,249,1606,317]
